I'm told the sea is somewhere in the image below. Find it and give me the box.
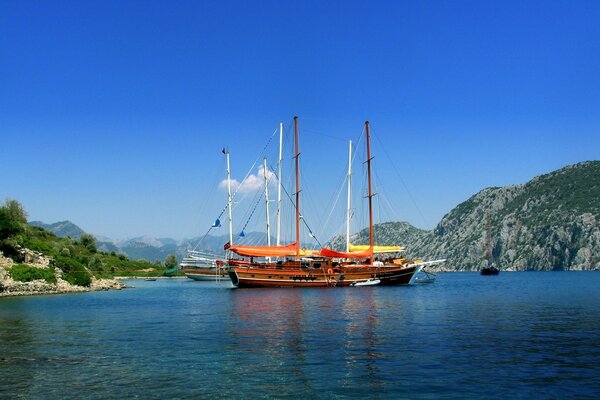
[1,272,599,399]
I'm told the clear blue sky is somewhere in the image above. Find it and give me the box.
[1,0,599,242]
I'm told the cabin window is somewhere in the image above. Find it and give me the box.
[313,263,321,268]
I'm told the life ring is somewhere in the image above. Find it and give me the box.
[327,268,333,275]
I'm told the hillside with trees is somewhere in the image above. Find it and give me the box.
[1,199,175,296]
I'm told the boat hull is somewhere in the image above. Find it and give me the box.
[480,267,499,276]
[227,264,422,288]
[182,268,228,281]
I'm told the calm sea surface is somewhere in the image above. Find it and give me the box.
[1,272,599,399]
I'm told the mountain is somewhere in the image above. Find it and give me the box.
[109,231,274,262]
[27,218,274,262]
[29,220,86,240]
[30,161,599,270]
[27,220,177,262]
[334,161,600,271]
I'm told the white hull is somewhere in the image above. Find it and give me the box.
[185,272,226,281]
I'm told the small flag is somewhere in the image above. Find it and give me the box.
[224,241,231,250]
[239,230,245,237]
[222,147,227,154]
[212,218,221,228]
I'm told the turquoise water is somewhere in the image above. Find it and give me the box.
[1,272,599,399]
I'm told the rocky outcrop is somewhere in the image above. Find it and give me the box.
[17,247,51,268]
[331,161,600,271]
[0,250,124,297]
[422,161,600,271]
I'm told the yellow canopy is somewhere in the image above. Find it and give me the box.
[349,244,405,253]
[299,248,320,257]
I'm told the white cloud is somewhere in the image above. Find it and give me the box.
[218,165,276,194]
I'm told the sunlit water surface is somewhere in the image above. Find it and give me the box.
[1,272,599,399]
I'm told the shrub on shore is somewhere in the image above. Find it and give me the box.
[9,264,57,284]
[52,256,92,287]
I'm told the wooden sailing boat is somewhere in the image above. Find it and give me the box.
[225,118,442,288]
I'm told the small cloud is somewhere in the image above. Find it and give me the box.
[218,165,275,194]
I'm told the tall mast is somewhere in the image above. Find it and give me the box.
[225,149,234,246]
[365,121,374,264]
[276,122,283,246]
[263,158,272,248]
[294,116,300,259]
[345,140,352,253]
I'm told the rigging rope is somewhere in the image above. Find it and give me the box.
[268,167,323,248]
[238,188,265,239]
[372,127,430,227]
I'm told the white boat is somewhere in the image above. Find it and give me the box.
[180,250,227,281]
[350,278,381,287]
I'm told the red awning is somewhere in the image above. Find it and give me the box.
[318,247,372,259]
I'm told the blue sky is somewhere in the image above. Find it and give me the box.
[1,0,599,243]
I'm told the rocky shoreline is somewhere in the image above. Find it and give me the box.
[0,250,124,298]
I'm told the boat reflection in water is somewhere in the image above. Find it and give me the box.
[228,286,387,393]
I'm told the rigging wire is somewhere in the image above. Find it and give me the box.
[198,125,283,247]
[238,190,266,241]
[372,125,430,227]
[267,167,323,248]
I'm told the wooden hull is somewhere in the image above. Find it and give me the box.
[227,263,422,288]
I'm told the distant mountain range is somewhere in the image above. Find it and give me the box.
[27,220,269,262]
[30,161,599,270]
[29,220,86,239]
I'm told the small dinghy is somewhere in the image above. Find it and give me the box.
[414,271,437,284]
[351,278,381,287]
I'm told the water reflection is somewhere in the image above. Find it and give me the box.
[1,274,599,399]
[227,287,392,397]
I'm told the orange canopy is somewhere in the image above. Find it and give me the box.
[229,242,298,257]
[318,247,372,259]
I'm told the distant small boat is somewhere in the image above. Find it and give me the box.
[350,278,381,287]
[144,278,157,281]
[480,262,500,276]
[414,271,437,284]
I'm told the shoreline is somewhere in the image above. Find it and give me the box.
[114,276,187,280]
[0,274,125,298]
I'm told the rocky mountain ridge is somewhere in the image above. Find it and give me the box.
[33,161,599,270]
[336,161,599,271]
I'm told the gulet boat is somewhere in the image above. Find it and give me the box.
[225,117,444,288]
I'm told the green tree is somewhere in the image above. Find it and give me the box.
[164,254,178,268]
[0,199,27,241]
[4,199,28,223]
[79,233,97,252]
